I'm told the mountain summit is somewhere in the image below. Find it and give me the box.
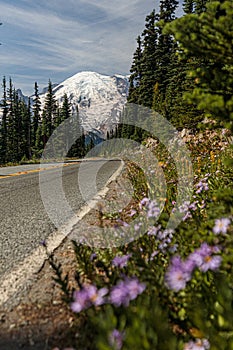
[39,71,129,133]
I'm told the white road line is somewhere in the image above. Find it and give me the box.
[0,160,124,307]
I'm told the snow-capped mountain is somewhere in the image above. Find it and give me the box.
[16,89,29,104]
[38,71,129,134]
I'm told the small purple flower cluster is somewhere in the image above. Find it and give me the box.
[179,200,199,221]
[110,277,146,307]
[109,329,125,350]
[140,197,160,219]
[71,285,108,313]
[112,254,132,268]
[148,225,175,253]
[184,338,210,350]
[165,243,222,292]
[195,175,209,194]
[71,277,146,313]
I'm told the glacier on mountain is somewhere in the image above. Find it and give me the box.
[38,71,129,134]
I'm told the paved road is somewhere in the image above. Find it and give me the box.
[0,159,121,277]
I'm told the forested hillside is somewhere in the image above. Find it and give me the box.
[118,0,232,138]
[0,79,86,164]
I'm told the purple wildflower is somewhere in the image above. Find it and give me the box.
[147,225,161,236]
[195,179,209,194]
[179,201,190,213]
[116,219,129,227]
[90,253,97,261]
[184,338,210,350]
[126,277,146,300]
[184,254,200,272]
[185,243,221,273]
[148,228,174,253]
[169,244,178,253]
[188,244,211,268]
[157,228,174,240]
[165,267,190,291]
[71,288,92,313]
[182,211,192,221]
[188,201,198,211]
[139,197,149,209]
[71,284,108,313]
[150,250,158,260]
[129,209,137,217]
[112,254,132,268]
[199,254,222,272]
[134,222,142,231]
[110,280,130,307]
[109,329,125,350]
[165,256,192,292]
[213,218,231,235]
[86,285,108,306]
[110,277,146,307]
[147,200,160,218]
[178,201,193,221]
[189,243,222,272]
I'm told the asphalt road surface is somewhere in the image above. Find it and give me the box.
[0,159,121,277]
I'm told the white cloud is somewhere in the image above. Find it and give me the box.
[0,0,182,95]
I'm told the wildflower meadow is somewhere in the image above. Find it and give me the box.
[46,125,233,350]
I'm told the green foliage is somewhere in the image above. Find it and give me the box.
[32,82,41,150]
[47,127,233,349]
[0,78,90,164]
[164,0,233,130]
[124,0,205,133]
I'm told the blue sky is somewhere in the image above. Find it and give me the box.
[0,1,183,95]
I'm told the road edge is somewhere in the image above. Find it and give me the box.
[0,159,124,308]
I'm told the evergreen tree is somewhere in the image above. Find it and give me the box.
[6,78,16,162]
[35,123,43,156]
[165,0,233,130]
[67,105,86,158]
[32,82,41,148]
[21,97,32,160]
[41,80,57,147]
[53,93,72,156]
[183,0,195,13]
[152,0,179,117]
[128,35,143,104]
[0,77,8,163]
[138,10,159,108]
[60,93,71,123]
[159,0,179,21]
[194,0,209,14]
[13,89,24,161]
